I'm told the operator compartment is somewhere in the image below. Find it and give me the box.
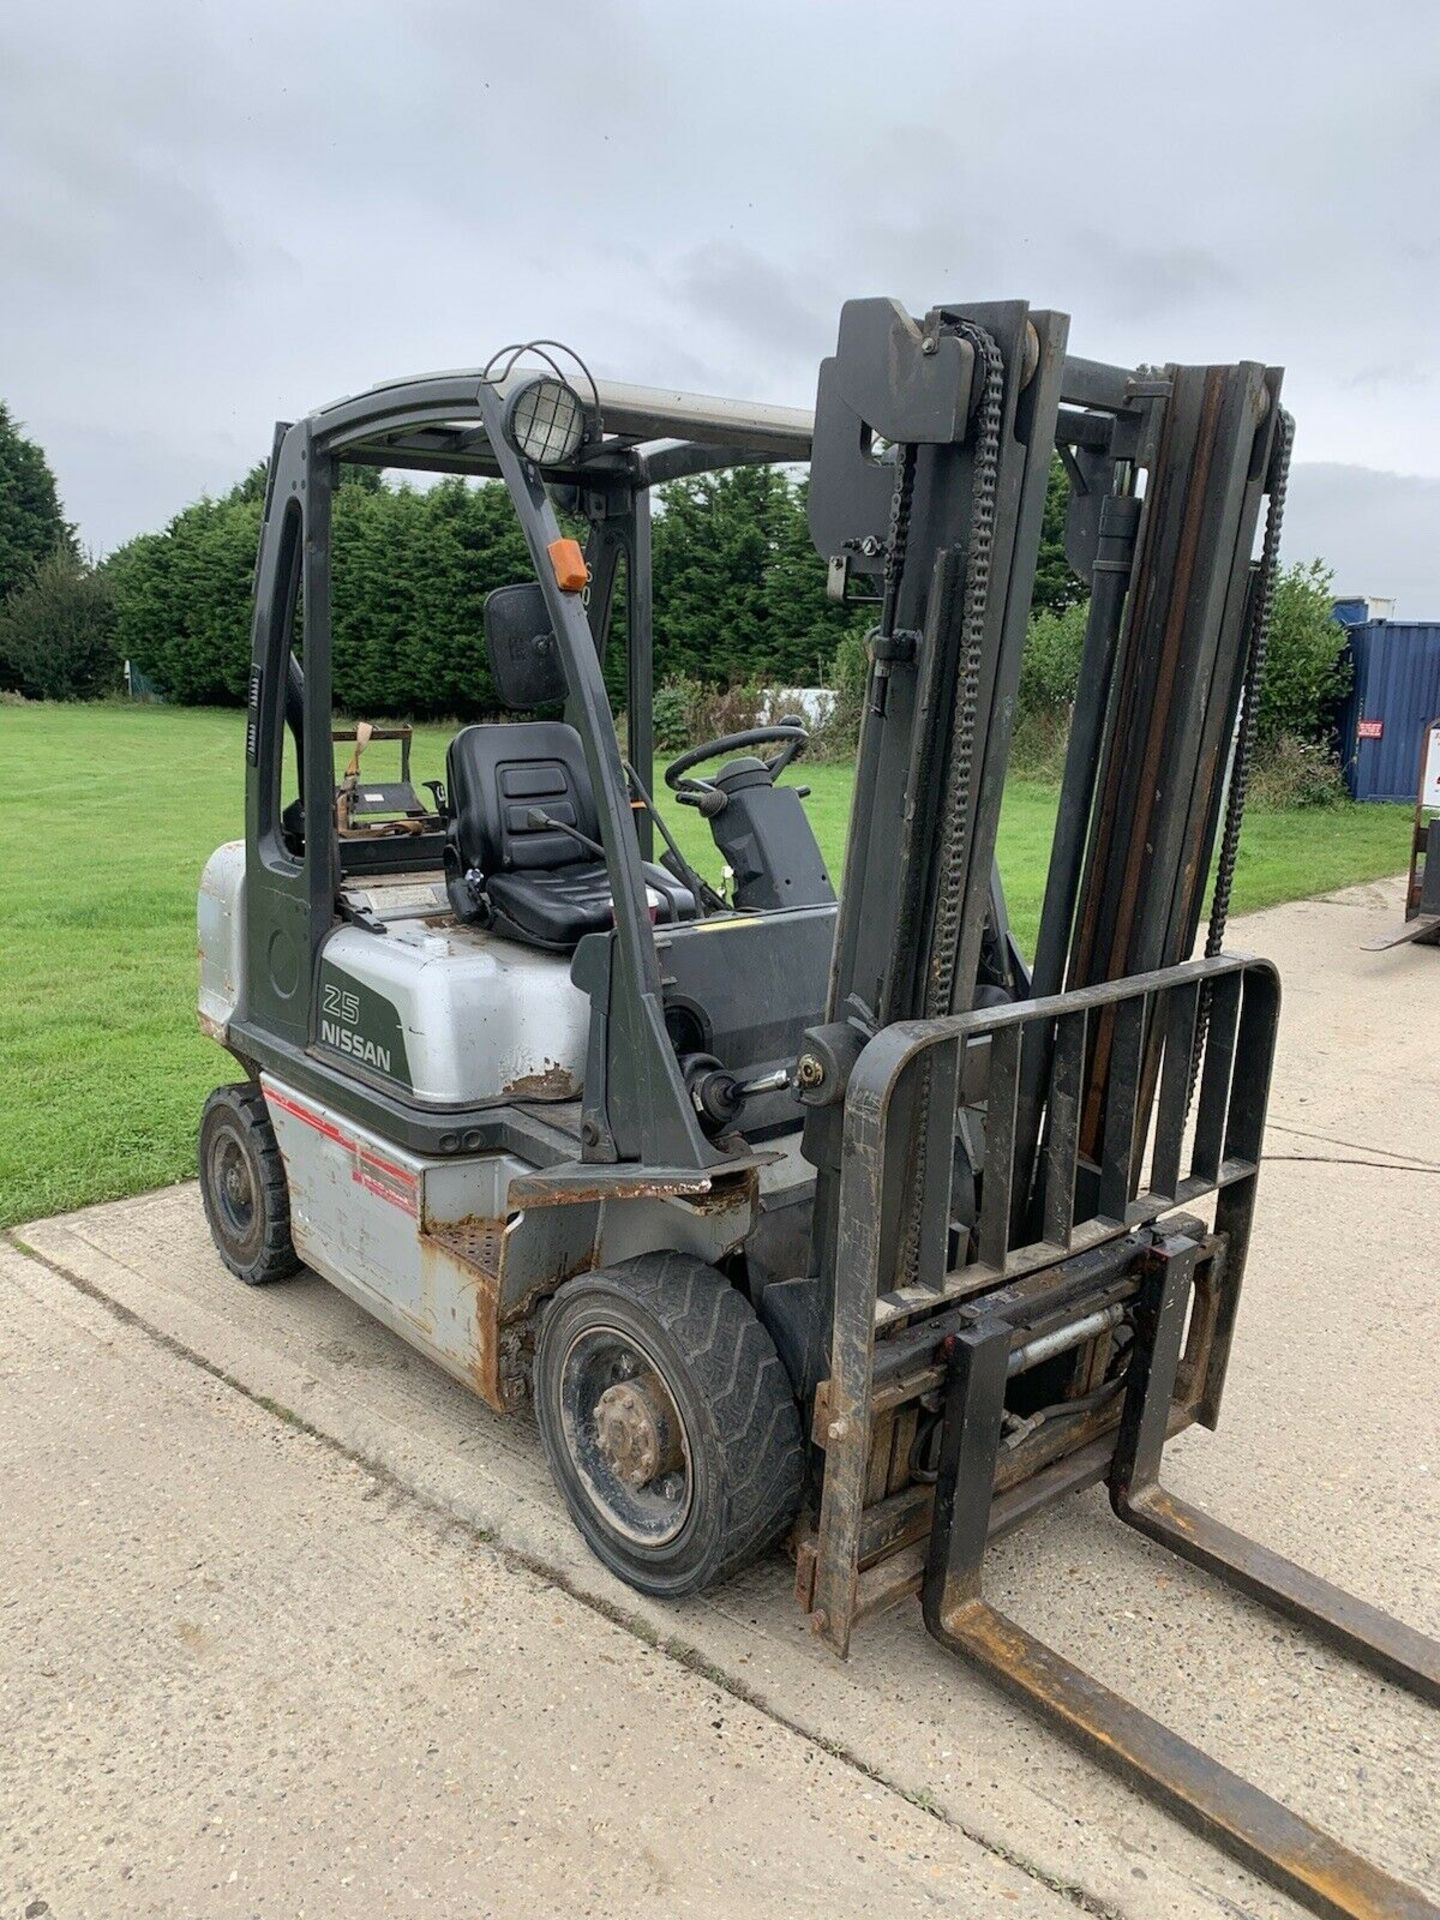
[317,873,589,1106]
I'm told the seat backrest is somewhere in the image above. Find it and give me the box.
[446,721,600,878]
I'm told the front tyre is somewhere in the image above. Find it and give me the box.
[534,1253,804,1598]
[198,1083,301,1286]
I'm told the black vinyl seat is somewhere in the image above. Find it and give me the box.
[444,721,695,951]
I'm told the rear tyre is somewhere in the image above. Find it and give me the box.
[533,1253,804,1598]
[199,1083,301,1286]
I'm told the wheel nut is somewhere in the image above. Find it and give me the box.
[593,1373,684,1490]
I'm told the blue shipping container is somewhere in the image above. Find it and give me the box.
[1335,621,1440,802]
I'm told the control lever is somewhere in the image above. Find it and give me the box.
[736,1067,793,1097]
[525,808,607,859]
[673,784,728,818]
[681,1056,793,1133]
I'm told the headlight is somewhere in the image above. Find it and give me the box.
[503,374,586,466]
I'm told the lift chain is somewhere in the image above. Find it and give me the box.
[926,319,1005,1019]
[1205,406,1295,961]
[901,319,1006,1287]
[1189,407,1294,1096]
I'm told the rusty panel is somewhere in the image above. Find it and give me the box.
[501,1061,580,1100]
[417,1220,507,1410]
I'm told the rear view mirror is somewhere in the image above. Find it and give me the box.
[484,582,567,709]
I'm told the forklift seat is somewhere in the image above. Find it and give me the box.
[444,721,695,950]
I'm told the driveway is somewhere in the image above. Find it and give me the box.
[7,876,1438,1919]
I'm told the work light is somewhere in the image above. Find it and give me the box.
[503,374,586,466]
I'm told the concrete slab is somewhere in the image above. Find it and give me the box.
[0,1244,1072,1920]
[10,876,1440,1918]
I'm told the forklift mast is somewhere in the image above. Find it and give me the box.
[788,303,1440,1920]
[794,298,1292,1649]
[800,301,1285,1330]
[799,299,1070,1331]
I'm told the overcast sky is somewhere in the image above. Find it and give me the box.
[4,0,1438,610]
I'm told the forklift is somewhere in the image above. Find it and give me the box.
[198,303,1439,1918]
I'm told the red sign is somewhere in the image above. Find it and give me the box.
[1357,717,1384,740]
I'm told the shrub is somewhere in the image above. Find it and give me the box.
[653,674,833,762]
[807,625,869,761]
[1019,599,1088,717]
[653,675,702,752]
[108,493,260,705]
[1007,707,1071,781]
[110,473,533,717]
[1258,559,1351,748]
[1248,732,1349,810]
[699,681,768,739]
[0,550,119,699]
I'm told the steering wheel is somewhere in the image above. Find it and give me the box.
[663,721,809,815]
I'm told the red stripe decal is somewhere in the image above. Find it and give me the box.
[267,1086,419,1211]
[266,1088,349,1147]
[352,1169,417,1215]
[356,1145,417,1188]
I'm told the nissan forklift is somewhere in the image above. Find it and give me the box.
[198,304,1440,1918]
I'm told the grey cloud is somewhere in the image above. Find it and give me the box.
[1338,363,1433,393]
[1,0,1437,566]
[1075,235,1241,323]
[43,420,253,562]
[1285,464,1440,620]
[670,245,830,355]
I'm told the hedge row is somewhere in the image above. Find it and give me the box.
[109,465,866,719]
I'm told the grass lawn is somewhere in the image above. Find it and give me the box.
[0,702,1413,1228]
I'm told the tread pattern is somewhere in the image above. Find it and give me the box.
[591,1252,805,1584]
[199,1083,302,1286]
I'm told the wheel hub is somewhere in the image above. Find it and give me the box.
[593,1374,683,1489]
[557,1325,694,1546]
[213,1135,256,1236]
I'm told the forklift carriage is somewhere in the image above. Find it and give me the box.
[197,307,1440,1919]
